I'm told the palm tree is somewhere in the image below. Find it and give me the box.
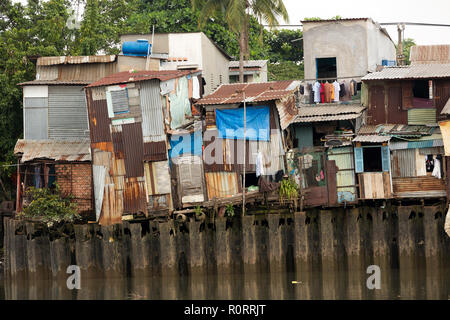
[192,0,289,83]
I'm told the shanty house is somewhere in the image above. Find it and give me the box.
[229,60,268,83]
[287,103,366,205]
[362,63,450,125]
[14,55,119,218]
[354,124,445,199]
[85,69,202,225]
[194,81,300,202]
[119,32,232,94]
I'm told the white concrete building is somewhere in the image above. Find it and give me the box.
[229,60,268,83]
[119,32,232,94]
[302,18,396,81]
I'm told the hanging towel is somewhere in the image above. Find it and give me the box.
[256,152,264,177]
[192,76,200,99]
[432,157,441,179]
[333,81,341,102]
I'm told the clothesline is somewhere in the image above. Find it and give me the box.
[301,75,366,82]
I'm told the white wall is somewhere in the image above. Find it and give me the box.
[303,20,368,81]
[366,20,397,72]
[200,33,230,94]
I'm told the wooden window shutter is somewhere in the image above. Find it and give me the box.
[402,81,413,110]
[354,147,364,173]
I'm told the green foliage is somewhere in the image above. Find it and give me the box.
[279,177,298,204]
[402,38,416,65]
[265,29,303,62]
[303,17,321,21]
[19,184,80,223]
[225,203,235,217]
[268,61,304,81]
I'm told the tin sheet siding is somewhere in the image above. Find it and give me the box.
[392,149,416,178]
[122,122,145,178]
[205,172,239,199]
[86,89,111,143]
[24,97,48,140]
[48,86,89,139]
[407,108,436,125]
[327,147,357,203]
[140,80,166,142]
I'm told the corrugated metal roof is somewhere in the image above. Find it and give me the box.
[229,60,268,68]
[14,139,91,162]
[410,45,450,65]
[357,124,436,136]
[291,105,365,123]
[87,69,197,88]
[195,80,300,106]
[18,80,91,86]
[440,98,450,115]
[353,135,391,143]
[362,64,450,81]
[37,55,116,66]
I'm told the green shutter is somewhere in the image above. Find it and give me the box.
[354,147,364,173]
[407,108,436,125]
[381,146,391,172]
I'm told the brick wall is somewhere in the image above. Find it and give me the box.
[56,163,93,217]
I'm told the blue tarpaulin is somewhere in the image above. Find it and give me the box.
[215,106,270,141]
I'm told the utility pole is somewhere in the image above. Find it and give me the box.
[242,91,247,217]
[397,23,406,66]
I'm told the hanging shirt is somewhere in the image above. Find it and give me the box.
[307,84,314,104]
[323,82,333,103]
[312,81,321,103]
[192,76,200,99]
[320,83,325,103]
[333,81,340,102]
[339,83,345,98]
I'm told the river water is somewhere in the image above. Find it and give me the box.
[0,253,449,300]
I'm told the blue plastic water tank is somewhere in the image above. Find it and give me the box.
[122,39,152,57]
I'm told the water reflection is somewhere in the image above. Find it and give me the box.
[1,253,449,300]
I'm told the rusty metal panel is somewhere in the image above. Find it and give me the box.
[122,122,144,178]
[58,63,118,82]
[410,45,450,64]
[86,89,111,143]
[111,125,125,159]
[434,80,450,114]
[387,86,407,124]
[392,149,416,178]
[143,141,167,161]
[123,177,147,214]
[205,171,239,200]
[369,85,385,124]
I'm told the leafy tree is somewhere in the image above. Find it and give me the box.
[268,61,304,81]
[265,29,303,62]
[402,38,416,65]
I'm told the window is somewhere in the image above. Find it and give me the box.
[316,57,337,79]
[363,147,382,172]
[354,146,390,173]
[106,88,129,117]
[413,80,429,99]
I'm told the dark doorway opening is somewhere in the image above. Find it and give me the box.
[316,57,337,79]
[243,173,259,188]
[413,80,429,99]
[363,147,382,172]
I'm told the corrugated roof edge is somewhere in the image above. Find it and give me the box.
[86,69,201,88]
[18,80,91,86]
[301,18,370,23]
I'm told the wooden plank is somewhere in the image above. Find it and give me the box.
[326,160,338,206]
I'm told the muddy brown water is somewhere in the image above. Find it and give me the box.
[1,253,449,300]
